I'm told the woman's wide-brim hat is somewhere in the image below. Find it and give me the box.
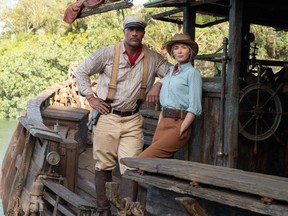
[165,33,199,57]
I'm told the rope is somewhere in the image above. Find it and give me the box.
[118,198,144,216]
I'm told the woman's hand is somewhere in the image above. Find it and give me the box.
[180,112,195,135]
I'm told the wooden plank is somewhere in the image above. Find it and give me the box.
[64,139,78,192]
[76,187,97,208]
[42,105,89,122]
[144,135,153,146]
[77,147,96,198]
[19,116,62,142]
[42,179,96,210]
[121,158,288,202]
[146,185,189,216]
[20,187,32,213]
[78,147,95,173]
[0,123,24,213]
[43,191,76,216]
[143,117,158,129]
[78,170,95,198]
[124,170,288,216]
[144,0,221,8]
[26,81,72,122]
[202,77,221,93]
[20,139,48,212]
[79,1,133,18]
[124,157,288,183]
[140,109,160,119]
[6,134,36,213]
[224,0,243,168]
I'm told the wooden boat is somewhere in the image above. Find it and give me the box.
[1,0,288,215]
[1,64,288,215]
[0,63,97,215]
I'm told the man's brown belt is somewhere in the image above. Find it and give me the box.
[162,108,187,119]
[110,107,139,117]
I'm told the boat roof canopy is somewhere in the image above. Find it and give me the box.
[143,0,288,31]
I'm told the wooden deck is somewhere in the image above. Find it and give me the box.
[77,145,121,215]
[78,146,96,203]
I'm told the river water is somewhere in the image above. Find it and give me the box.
[0,118,18,216]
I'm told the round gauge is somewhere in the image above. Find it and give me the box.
[46,151,60,165]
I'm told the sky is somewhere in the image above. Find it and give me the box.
[0,0,17,32]
[133,0,149,5]
[2,0,17,8]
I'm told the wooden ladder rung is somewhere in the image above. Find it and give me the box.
[42,179,96,215]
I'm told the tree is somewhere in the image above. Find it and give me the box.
[1,0,71,35]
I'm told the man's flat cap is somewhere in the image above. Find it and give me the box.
[123,16,147,30]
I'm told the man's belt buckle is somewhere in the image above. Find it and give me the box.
[111,108,138,117]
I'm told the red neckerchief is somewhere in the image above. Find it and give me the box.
[172,64,179,75]
[125,46,143,66]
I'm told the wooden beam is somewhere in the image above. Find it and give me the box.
[223,0,243,167]
[18,116,62,142]
[79,1,133,18]
[43,191,78,216]
[256,59,288,67]
[42,179,96,210]
[123,169,288,216]
[183,5,196,37]
[144,0,221,8]
[151,8,182,18]
[152,17,183,25]
[197,17,228,28]
[149,2,228,28]
[121,158,288,202]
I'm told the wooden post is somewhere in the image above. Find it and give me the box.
[183,6,196,40]
[224,0,244,167]
[182,2,197,161]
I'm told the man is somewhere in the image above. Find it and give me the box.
[76,16,170,216]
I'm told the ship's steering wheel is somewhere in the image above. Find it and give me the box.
[239,82,282,141]
[239,34,282,142]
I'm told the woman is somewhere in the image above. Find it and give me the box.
[138,33,202,159]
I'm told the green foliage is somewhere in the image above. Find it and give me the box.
[0,31,100,118]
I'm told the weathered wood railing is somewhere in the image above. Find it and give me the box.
[26,81,72,122]
[21,81,74,140]
[121,158,288,216]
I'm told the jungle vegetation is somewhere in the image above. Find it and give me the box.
[0,0,287,118]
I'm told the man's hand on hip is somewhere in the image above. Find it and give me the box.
[86,95,110,114]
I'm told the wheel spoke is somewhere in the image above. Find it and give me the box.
[239,115,256,133]
[239,83,282,141]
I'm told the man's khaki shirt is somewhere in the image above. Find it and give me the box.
[76,42,170,111]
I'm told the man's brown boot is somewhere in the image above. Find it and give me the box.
[95,170,112,216]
